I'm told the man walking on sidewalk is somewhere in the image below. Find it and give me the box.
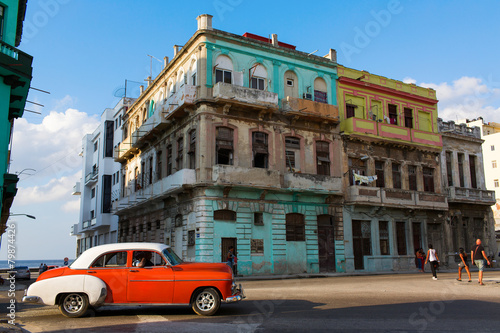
[471,239,491,285]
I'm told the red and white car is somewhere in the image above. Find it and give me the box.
[23,243,244,317]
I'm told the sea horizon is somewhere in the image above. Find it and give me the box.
[0,259,74,270]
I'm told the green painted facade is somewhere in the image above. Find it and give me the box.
[0,0,32,234]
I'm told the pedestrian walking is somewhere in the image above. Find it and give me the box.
[457,247,471,282]
[471,239,491,285]
[226,246,236,275]
[425,244,439,280]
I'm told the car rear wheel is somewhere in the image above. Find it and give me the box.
[191,288,220,316]
[58,293,89,318]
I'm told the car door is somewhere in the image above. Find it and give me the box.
[127,250,175,303]
[87,250,129,303]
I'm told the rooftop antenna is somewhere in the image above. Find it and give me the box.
[147,54,163,80]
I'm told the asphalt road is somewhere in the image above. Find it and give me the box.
[2,270,500,332]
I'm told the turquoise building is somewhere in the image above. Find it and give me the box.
[112,15,345,275]
[0,0,33,234]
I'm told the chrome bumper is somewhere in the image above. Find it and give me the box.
[225,283,245,303]
[22,295,41,303]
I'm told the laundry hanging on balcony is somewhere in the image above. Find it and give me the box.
[353,173,377,184]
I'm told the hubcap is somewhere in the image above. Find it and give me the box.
[64,294,84,313]
[196,292,215,311]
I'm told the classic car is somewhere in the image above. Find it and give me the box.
[23,243,244,317]
[13,266,31,280]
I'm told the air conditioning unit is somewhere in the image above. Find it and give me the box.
[303,93,312,100]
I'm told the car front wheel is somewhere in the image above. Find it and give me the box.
[59,293,89,318]
[191,288,221,316]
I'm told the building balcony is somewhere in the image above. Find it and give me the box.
[114,169,196,212]
[282,96,339,122]
[213,82,279,109]
[447,187,496,205]
[114,135,138,162]
[160,84,197,119]
[283,172,342,193]
[81,215,113,232]
[346,186,447,210]
[212,165,281,188]
[341,117,442,150]
[70,223,78,236]
[72,182,81,195]
[0,40,33,120]
[84,168,98,185]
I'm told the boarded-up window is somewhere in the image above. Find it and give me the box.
[214,209,236,221]
[316,141,330,176]
[404,108,413,128]
[286,213,305,241]
[423,167,434,192]
[375,161,385,188]
[469,155,477,189]
[189,130,196,169]
[396,222,407,255]
[379,221,389,255]
[216,127,233,165]
[392,163,401,189]
[446,152,453,186]
[175,214,183,227]
[177,137,183,171]
[408,165,417,191]
[251,239,264,254]
[167,145,173,176]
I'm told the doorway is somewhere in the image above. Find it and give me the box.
[318,215,336,272]
[352,220,371,270]
[221,237,237,274]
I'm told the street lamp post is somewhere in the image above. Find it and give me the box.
[9,214,36,219]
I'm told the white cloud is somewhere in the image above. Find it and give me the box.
[15,172,81,205]
[403,77,416,84]
[61,199,81,212]
[10,107,99,180]
[410,76,500,123]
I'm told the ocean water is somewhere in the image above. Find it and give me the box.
[0,259,73,270]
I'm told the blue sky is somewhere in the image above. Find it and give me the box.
[3,0,500,260]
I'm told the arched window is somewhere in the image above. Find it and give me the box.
[286,213,305,241]
[215,55,233,84]
[190,59,197,86]
[178,69,186,86]
[314,77,328,104]
[284,70,298,98]
[250,63,267,90]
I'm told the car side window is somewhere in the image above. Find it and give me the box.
[132,251,166,267]
[91,251,128,268]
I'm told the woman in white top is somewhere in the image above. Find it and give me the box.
[425,244,439,280]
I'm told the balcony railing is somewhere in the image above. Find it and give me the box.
[341,117,442,150]
[213,82,278,108]
[72,182,81,195]
[0,40,33,78]
[282,96,339,121]
[114,135,138,162]
[84,168,98,185]
[447,187,496,205]
[347,186,447,210]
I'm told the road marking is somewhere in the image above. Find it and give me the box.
[137,314,169,322]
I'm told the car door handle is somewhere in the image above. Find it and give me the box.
[87,271,96,273]
[129,270,139,272]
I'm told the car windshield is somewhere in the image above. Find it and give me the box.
[162,248,183,266]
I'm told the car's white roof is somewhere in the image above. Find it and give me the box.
[70,242,169,269]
